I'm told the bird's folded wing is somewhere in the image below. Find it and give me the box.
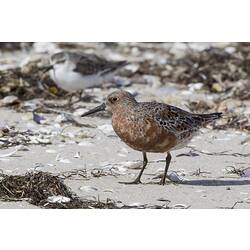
[154,104,200,139]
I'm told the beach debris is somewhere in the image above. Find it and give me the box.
[157,198,171,203]
[225,166,250,177]
[168,172,186,183]
[176,150,200,157]
[0,126,9,137]
[187,146,250,157]
[90,166,120,178]
[0,171,121,209]
[190,168,211,176]
[0,145,23,158]
[0,42,33,51]
[47,195,71,203]
[172,203,191,209]
[55,153,71,164]
[0,95,20,107]
[79,186,98,192]
[74,152,81,158]
[32,111,46,124]
[0,126,53,149]
[58,169,88,180]
[45,149,57,154]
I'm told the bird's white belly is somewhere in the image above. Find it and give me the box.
[50,67,104,92]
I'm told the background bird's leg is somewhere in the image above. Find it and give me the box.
[67,93,75,106]
[119,152,148,184]
[159,152,172,185]
[66,91,83,106]
[79,90,84,101]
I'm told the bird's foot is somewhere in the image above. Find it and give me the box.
[158,178,167,185]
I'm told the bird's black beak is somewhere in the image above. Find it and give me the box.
[42,64,54,73]
[81,103,106,117]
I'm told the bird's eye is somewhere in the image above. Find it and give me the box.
[108,96,118,104]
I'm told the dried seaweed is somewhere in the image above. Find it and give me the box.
[187,100,213,113]
[0,171,170,209]
[0,42,33,51]
[214,112,250,131]
[225,166,250,177]
[0,65,63,101]
[0,171,119,209]
[165,44,250,90]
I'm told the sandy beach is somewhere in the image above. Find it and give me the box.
[0,42,250,208]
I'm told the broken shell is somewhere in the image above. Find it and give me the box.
[123,161,142,169]
[47,196,71,203]
[74,152,81,158]
[172,204,190,209]
[0,95,19,106]
[79,186,98,192]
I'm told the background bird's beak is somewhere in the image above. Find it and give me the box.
[81,103,106,117]
[42,64,54,73]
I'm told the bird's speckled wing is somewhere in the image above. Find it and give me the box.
[140,102,221,140]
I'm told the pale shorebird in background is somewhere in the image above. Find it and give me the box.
[44,51,128,100]
[81,90,222,185]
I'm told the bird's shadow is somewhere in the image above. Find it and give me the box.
[179,178,250,186]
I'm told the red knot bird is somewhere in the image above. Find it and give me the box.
[81,90,222,185]
[44,51,128,92]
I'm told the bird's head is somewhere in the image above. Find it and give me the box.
[81,90,137,117]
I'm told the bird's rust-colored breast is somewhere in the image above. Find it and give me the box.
[112,112,177,153]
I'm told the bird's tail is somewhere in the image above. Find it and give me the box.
[193,112,223,126]
[100,60,128,75]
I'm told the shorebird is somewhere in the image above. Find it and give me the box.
[81,90,222,185]
[44,51,128,93]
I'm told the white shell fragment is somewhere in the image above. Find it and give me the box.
[47,196,71,203]
[78,141,94,147]
[79,186,98,192]
[168,172,186,183]
[123,161,142,170]
[172,204,190,209]
[45,149,57,154]
[55,153,71,164]
[0,145,23,158]
[0,95,19,106]
[74,152,81,158]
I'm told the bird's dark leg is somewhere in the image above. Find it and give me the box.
[119,152,148,185]
[67,93,75,106]
[79,90,84,101]
[159,152,172,185]
[66,91,83,106]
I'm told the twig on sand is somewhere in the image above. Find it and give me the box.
[190,168,211,176]
[187,146,250,157]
